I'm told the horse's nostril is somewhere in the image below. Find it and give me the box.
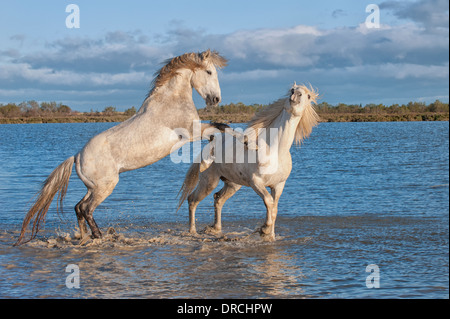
[206,95,220,105]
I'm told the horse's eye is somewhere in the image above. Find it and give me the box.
[206,70,212,75]
[308,94,311,99]
[291,89,295,94]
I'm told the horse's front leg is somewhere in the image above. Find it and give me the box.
[223,128,257,151]
[197,122,228,140]
[250,178,276,241]
[268,182,286,237]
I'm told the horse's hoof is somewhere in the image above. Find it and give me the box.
[245,141,258,151]
[204,225,222,235]
[189,229,198,236]
[259,225,271,235]
[92,231,102,240]
[260,232,276,242]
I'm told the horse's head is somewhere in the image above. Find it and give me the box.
[287,83,319,117]
[191,50,227,108]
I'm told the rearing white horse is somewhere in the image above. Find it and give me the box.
[178,83,320,240]
[16,49,232,245]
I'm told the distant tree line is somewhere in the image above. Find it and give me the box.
[199,99,449,123]
[205,100,449,115]
[0,101,72,118]
[0,101,137,118]
[314,100,449,115]
[0,99,448,123]
[203,102,266,114]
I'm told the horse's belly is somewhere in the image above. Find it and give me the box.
[105,123,180,171]
[116,141,177,173]
[78,124,180,175]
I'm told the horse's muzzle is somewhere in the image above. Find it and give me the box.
[206,94,221,107]
[290,93,298,103]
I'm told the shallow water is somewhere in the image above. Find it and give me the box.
[0,121,448,298]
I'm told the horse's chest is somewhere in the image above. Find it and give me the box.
[262,157,292,185]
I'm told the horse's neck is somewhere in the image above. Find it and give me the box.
[268,109,301,155]
[138,69,195,114]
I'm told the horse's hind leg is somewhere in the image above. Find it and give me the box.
[82,197,102,239]
[188,171,220,234]
[206,181,241,234]
[76,192,102,240]
[75,191,90,239]
[79,178,119,240]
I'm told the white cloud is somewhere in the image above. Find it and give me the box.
[221,69,293,81]
[374,63,449,79]
[0,62,147,86]
[220,25,322,67]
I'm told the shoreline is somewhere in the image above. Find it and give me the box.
[0,112,448,125]
[198,111,449,124]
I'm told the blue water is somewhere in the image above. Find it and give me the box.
[0,121,448,298]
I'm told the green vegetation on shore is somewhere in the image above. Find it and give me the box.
[198,100,449,123]
[0,99,448,124]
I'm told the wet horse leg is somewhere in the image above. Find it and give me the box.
[187,169,220,234]
[206,181,241,234]
[78,177,119,241]
[75,191,90,239]
[250,178,275,240]
[268,182,286,238]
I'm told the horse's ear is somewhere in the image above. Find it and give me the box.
[201,49,211,60]
[294,81,297,87]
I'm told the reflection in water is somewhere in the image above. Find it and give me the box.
[0,223,318,298]
[0,213,448,298]
[250,245,307,298]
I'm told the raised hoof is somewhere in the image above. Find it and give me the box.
[244,141,258,151]
[243,135,258,151]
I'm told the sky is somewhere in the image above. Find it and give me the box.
[0,0,448,111]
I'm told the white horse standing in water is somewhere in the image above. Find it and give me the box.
[16,50,233,245]
[178,84,320,240]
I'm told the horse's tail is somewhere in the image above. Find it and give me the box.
[14,156,75,246]
[176,162,201,213]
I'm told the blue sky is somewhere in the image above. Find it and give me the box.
[0,0,448,111]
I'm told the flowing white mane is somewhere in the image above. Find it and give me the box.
[247,84,320,144]
[147,50,227,98]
